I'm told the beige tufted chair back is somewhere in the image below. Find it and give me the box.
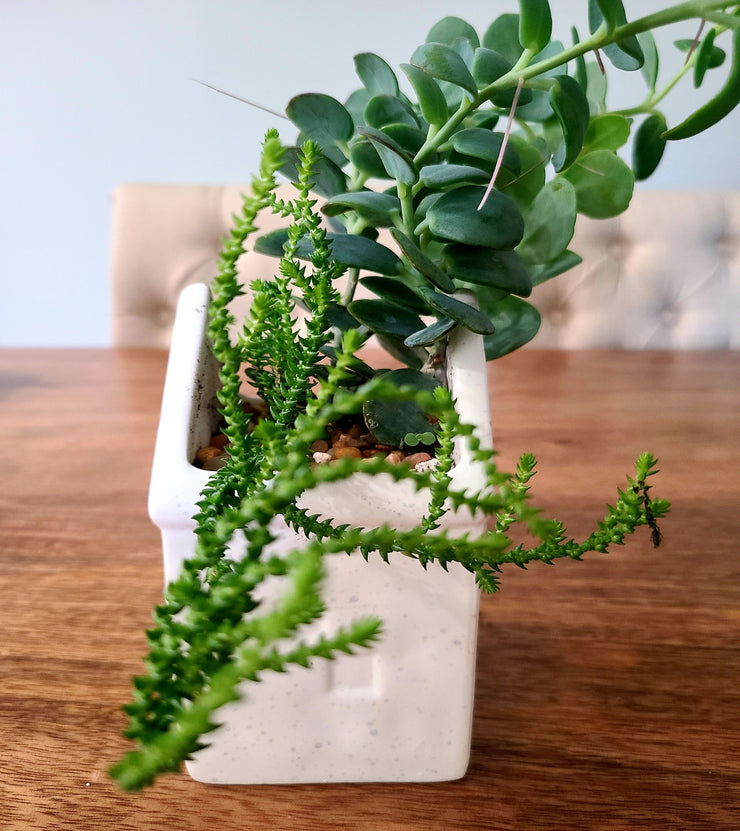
[111,184,740,349]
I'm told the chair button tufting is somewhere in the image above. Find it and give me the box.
[660,307,679,327]
[549,306,569,328]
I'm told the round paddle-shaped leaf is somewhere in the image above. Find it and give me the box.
[443,245,532,296]
[348,299,423,339]
[286,93,354,150]
[427,186,525,250]
[362,368,441,447]
[418,287,496,334]
[562,149,634,219]
[354,52,399,96]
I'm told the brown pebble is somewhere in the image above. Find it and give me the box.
[362,448,385,458]
[348,423,364,439]
[334,433,351,448]
[310,439,329,453]
[211,433,229,450]
[203,453,229,471]
[197,446,223,463]
[404,452,432,467]
[333,446,362,460]
[375,444,395,452]
[385,450,404,465]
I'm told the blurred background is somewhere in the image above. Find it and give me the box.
[2,0,738,346]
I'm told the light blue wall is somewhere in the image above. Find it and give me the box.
[2,0,738,345]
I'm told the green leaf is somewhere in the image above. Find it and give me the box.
[562,149,634,219]
[364,94,420,129]
[344,88,372,127]
[480,295,541,358]
[253,228,291,258]
[664,26,740,140]
[381,123,427,157]
[516,178,577,264]
[638,31,659,92]
[588,0,644,70]
[326,235,403,275]
[419,163,489,188]
[450,128,521,174]
[360,275,431,315]
[325,302,360,332]
[320,345,375,378]
[582,113,631,153]
[472,48,534,107]
[528,249,582,286]
[674,38,725,72]
[357,126,418,185]
[589,0,620,33]
[404,317,457,348]
[254,229,403,274]
[348,299,423,339]
[549,75,590,172]
[518,0,552,53]
[321,191,401,226]
[418,288,496,334]
[354,52,399,96]
[349,139,389,179]
[464,110,500,130]
[280,146,347,197]
[427,16,480,49]
[694,31,726,87]
[410,42,479,99]
[400,63,449,125]
[471,46,511,86]
[482,14,523,65]
[632,112,667,181]
[572,26,588,90]
[390,229,456,292]
[295,130,347,168]
[585,61,607,114]
[362,369,441,446]
[427,186,525,250]
[286,93,354,151]
[497,135,547,208]
[442,245,532,296]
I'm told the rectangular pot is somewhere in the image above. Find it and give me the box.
[148,282,493,784]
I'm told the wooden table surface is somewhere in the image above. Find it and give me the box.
[2,348,739,830]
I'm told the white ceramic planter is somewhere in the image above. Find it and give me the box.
[148,282,493,785]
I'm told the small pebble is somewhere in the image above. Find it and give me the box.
[197,446,223,463]
[211,433,229,450]
[385,451,404,465]
[311,440,330,453]
[203,453,229,471]
[404,452,432,468]
[313,451,332,464]
[333,446,362,460]
[415,457,440,473]
[348,423,364,439]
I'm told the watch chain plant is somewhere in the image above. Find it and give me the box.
[112,0,739,790]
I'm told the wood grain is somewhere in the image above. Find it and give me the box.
[2,348,739,830]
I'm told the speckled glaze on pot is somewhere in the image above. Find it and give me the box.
[148,283,492,784]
